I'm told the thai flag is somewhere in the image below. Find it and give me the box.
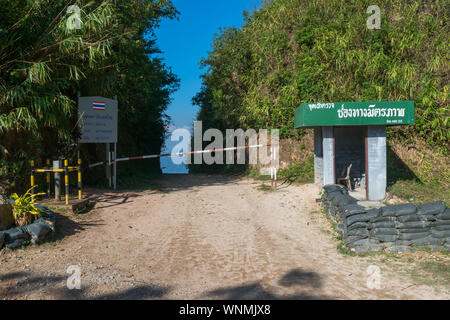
[92,101,106,111]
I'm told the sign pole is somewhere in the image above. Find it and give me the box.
[106,143,111,187]
[114,143,117,190]
[113,95,118,191]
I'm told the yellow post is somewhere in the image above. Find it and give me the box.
[64,159,69,205]
[77,158,82,200]
[30,160,35,195]
[46,159,51,197]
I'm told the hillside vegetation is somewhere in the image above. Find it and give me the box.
[0,0,179,192]
[194,0,449,202]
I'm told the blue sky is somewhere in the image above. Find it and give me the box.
[155,0,262,173]
[155,0,261,134]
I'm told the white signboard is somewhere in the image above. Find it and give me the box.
[78,96,118,143]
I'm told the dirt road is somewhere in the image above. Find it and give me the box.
[0,174,448,299]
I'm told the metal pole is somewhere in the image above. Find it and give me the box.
[46,159,51,197]
[64,159,69,205]
[108,148,112,188]
[54,160,61,201]
[30,160,35,195]
[113,95,118,191]
[113,143,117,190]
[106,143,110,185]
[78,157,82,200]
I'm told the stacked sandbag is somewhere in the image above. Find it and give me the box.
[438,208,450,251]
[343,208,385,253]
[0,230,5,248]
[23,220,53,244]
[0,203,56,250]
[320,185,450,253]
[2,226,31,249]
[418,202,450,250]
[321,184,357,229]
[34,204,56,232]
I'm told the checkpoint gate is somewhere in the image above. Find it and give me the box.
[294,101,415,201]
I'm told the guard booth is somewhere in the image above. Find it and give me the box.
[294,101,415,201]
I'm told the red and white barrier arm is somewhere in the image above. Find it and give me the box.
[88,144,269,167]
[88,161,105,169]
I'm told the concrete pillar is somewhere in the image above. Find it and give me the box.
[322,127,335,185]
[367,126,387,201]
[313,127,323,185]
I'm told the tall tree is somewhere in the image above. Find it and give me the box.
[0,0,179,192]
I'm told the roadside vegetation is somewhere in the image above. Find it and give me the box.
[0,0,179,194]
[192,0,449,204]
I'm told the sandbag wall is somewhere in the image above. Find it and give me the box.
[0,203,56,250]
[321,185,450,253]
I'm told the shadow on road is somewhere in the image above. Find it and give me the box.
[203,268,330,300]
[56,283,171,300]
[0,271,65,299]
[155,174,245,194]
[83,174,250,202]
[51,213,104,241]
[85,192,141,210]
[0,271,171,300]
[0,267,328,300]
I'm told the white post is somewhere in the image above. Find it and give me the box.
[322,127,335,186]
[274,146,278,189]
[270,146,274,188]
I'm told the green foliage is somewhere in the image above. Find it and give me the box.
[0,0,179,193]
[248,166,271,181]
[194,0,449,152]
[256,184,273,192]
[388,180,450,206]
[10,186,44,225]
[277,155,314,184]
[246,154,314,184]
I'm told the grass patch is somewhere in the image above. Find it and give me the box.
[321,208,337,231]
[320,228,332,235]
[256,184,274,192]
[248,156,314,184]
[337,241,350,255]
[73,202,95,215]
[420,261,450,282]
[408,260,450,288]
[277,156,314,184]
[248,166,271,181]
[46,206,66,214]
[388,179,450,206]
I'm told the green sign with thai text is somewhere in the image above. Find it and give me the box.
[294,101,415,128]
